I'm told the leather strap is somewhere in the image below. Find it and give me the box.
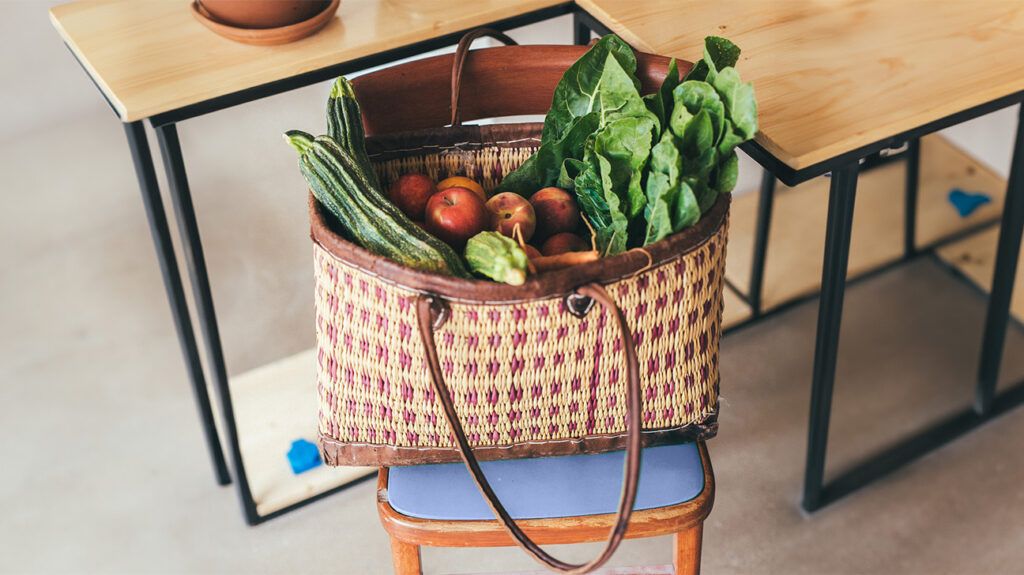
[450,28,519,127]
[415,283,643,574]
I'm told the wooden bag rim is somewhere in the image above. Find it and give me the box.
[309,123,730,304]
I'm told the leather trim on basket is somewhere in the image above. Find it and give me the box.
[309,121,731,304]
[320,414,719,467]
[363,123,543,161]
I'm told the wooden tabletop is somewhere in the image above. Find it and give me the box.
[50,0,566,122]
[578,0,1024,171]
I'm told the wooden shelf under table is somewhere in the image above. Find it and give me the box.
[229,349,373,517]
[726,134,1007,313]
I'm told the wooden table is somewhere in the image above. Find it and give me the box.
[575,0,1024,511]
[50,0,574,526]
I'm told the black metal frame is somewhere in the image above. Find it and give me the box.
[71,1,1024,524]
[572,14,1024,513]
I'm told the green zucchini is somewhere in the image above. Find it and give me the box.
[464,232,528,286]
[286,131,469,277]
[326,77,379,189]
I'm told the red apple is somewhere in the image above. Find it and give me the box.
[388,173,435,220]
[486,192,536,241]
[530,187,580,239]
[523,244,542,260]
[541,232,589,256]
[424,187,489,247]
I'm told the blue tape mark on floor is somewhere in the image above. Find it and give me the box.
[287,438,322,474]
[948,188,992,217]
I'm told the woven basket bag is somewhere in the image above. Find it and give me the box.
[310,31,728,573]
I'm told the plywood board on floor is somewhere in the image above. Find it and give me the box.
[727,135,1006,312]
[936,226,1024,323]
[230,349,374,516]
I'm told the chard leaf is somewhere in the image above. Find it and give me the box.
[673,180,701,231]
[714,150,739,193]
[684,145,718,181]
[573,143,614,232]
[497,112,600,193]
[643,130,682,244]
[717,119,746,156]
[682,109,714,158]
[683,36,741,83]
[712,67,758,139]
[595,153,630,255]
[542,35,639,142]
[676,81,725,144]
[669,102,694,140]
[594,115,657,221]
[643,58,680,127]
[690,178,719,214]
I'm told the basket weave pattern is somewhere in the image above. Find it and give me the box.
[313,143,726,457]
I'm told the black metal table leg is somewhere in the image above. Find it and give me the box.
[154,123,259,524]
[749,170,777,315]
[904,139,921,259]
[976,106,1024,415]
[573,11,592,45]
[123,121,231,487]
[802,163,860,512]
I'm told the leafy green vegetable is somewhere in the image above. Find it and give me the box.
[711,67,758,140]
[683,36,741,83]
[542,35,639,142]
[465,232,529,285]
[498,33,759,254]
[593,115,658,220]
[643,130,682,244]
[593,152,630,255]
[643,58,680,127]
[497,113,600,193]
[673,180,701,232]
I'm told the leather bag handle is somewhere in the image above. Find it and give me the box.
[415,283,643,574]
[450,28,519,127]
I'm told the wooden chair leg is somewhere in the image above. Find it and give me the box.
[673,523,704,575]
[389,536,422,575]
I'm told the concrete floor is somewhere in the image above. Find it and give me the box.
[4,4,1024,574]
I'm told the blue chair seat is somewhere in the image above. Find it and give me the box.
[387,442,705,521]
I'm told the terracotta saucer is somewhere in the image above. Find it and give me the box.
[190,0,340,46]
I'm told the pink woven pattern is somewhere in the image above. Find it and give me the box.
[313,222,726,451]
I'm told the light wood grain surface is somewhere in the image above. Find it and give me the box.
[578,0,1024,169]
[50,0,567,122]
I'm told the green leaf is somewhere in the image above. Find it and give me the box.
[497,112,600,193]
[643,58,680,126]
[643,130,682,244]
[712,67,758,139]
[573,151,613,230]
[682,109,714,157]
[594,115,657,221]
[714,150,739,193]
[716,119,745,157]
[683,36,741,83]
[595,153,630,255]
[542,35,639,142]
[465,232,529,285]
[668,102,694,141]
[674,81,725,145]
[690,178,719,214]
[672,180,701,231]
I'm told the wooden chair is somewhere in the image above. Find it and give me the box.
[376,442,714,575]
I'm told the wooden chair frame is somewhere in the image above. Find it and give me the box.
[376,442,714,575]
